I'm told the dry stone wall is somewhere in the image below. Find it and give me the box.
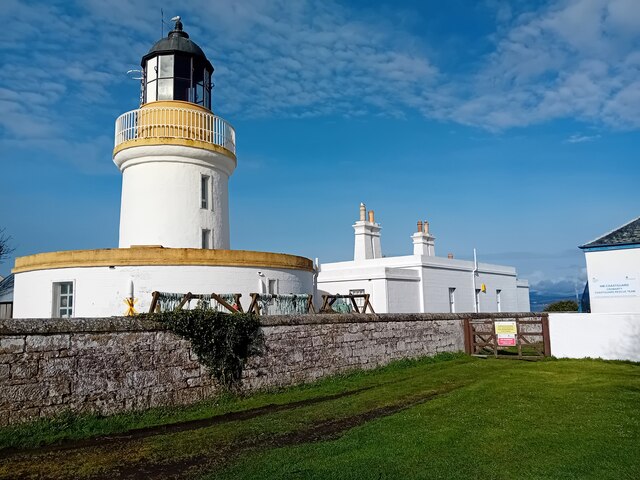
[0,314,465,426]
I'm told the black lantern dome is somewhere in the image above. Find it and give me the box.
[140,17,213,109]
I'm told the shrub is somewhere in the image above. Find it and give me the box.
[150,309,263,389]
[544,300,578,312]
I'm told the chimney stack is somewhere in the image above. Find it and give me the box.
[412,218,436,257]
[353,203,382,261]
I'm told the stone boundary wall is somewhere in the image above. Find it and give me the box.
[0,312,518,426]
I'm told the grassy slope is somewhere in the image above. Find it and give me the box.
[1,354,638,479]
[213,358,640,480]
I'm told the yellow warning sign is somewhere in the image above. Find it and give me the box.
[494,321,517,335]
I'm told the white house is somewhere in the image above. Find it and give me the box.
[580,216,640,313]
[318,204,530,314]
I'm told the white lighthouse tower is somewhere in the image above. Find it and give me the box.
[11,18,315,319]
[113,17,236,249]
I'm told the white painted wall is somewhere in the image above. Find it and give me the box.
[584,248,640,313]
[353,221,382,261]
[421,261,519,313]
[316,265,396,313]
[549,312,640,361]
[13,264,313,318]
[387,277,421,313]
[516,280,531,311]
[114,144,235,250]
[318,255,525,314]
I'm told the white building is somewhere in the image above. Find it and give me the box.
[580,217,640,313]
[12,18,314,318]
[318,204,530,313]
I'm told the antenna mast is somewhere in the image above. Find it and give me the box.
[161,8,164,37]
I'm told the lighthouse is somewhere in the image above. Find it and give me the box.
[11,17,314,319]
[113,17,236,249]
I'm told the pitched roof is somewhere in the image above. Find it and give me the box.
[580,216,640,249]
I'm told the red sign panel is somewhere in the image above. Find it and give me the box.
[497,335,516,347]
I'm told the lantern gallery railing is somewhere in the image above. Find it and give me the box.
[114,107,236,155]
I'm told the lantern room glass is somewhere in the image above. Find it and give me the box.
[143,54,212,109]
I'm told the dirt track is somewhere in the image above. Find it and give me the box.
[3,385,460,480]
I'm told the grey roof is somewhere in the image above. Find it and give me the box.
[580,216,640,249]
[0,273,13,297]
[142,28,213,72]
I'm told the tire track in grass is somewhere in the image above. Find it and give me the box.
[100,383,467,480]
[0,385,379,460]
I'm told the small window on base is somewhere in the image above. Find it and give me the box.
[53,282,74,318]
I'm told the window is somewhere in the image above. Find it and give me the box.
[449,288,456,313]
[201,175,209,209]
[268,279,278,294]
[349,289,365,308]
[475,289,481,313]
[201,229,211,249]
[145,57,157,103]
[157,55,175,101]
[496,289,502,312]
[142,53,212,109]
[53,282,73,318]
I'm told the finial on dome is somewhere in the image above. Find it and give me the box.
[168,15,188,38]
[171,16,183,31]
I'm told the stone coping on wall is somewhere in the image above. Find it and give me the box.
[0,312,543,335]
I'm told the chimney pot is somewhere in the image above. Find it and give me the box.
[424,221,430,234]
[417,220,423,233]
[359,203,366,221]
[368,210,375,223]
[447,253,454,259]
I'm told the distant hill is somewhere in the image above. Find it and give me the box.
[529,291,578,312]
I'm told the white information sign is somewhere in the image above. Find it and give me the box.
[591,277,639,298]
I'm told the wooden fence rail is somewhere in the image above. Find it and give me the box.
[320,294,375,314]
[149,292,243,314]
[247,294,316,315]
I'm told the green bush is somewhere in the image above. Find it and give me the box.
[544,300,578,312]
[150,309,263,389]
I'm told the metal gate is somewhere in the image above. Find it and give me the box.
[463,314,551,359]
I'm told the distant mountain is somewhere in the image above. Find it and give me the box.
[529,291,578,312]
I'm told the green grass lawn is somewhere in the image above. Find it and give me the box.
[1,354,639,479]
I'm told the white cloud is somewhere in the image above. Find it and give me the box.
[1,0,640,170]
[566,133,601,143]
[446,0,640,129]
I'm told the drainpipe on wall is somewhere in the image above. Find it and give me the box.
[472,248,478,313]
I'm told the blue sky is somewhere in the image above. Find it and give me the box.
[1,0,639,300]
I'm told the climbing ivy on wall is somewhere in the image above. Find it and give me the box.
[150,309,263,389]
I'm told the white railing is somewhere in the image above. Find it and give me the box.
[114,107,236,155]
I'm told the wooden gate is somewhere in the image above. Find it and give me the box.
[463,314,551,359]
